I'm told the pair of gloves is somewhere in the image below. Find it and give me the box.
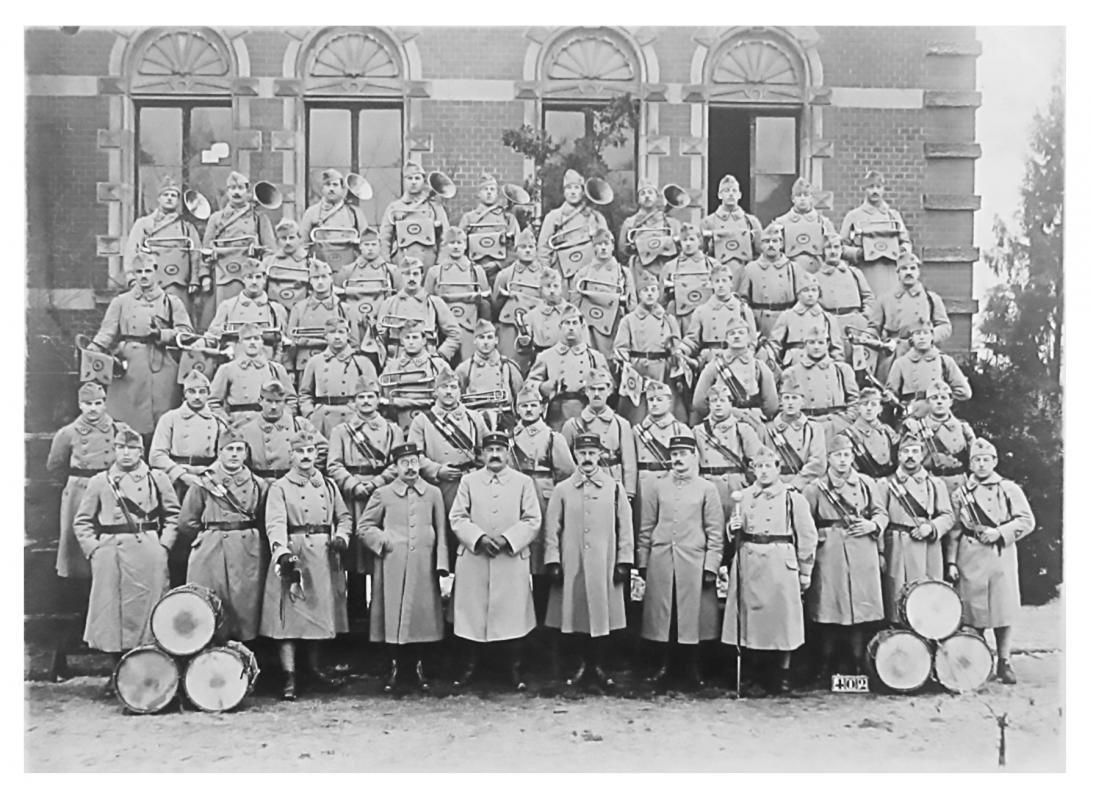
[546,563,634,586]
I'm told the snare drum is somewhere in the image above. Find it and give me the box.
[934,630,994,693]
[151,583,224,656]
[184,641,260,712]
[113,645,180,714]
[897,579,962,640]
[867,628,933,693]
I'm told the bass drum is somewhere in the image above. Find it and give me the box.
[151,583,224,656]
[114,645,180,714]
[897,579,963,640]
[934,630,994,693]
[184,641,261,712]
[867,628,933,694]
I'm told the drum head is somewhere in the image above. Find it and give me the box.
[114,647,179,714]
[151,585,221,656]
[184,647,251,712]
[869,630,932,693]
[934,632,994,693]
[900,580,962,640]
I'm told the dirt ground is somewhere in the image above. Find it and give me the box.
[25,602,1064,772]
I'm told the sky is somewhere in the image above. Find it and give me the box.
[974,26,1064,299]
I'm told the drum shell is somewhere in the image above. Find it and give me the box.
[897,578,962,641]
[183,641,260,713]
[151,583,225,656]
[933,630,994,693]
[113,645,181,715]
[866,628,934,694]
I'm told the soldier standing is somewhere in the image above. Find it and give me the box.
[449,431,543,690]
[815,233,877,376]
[177,429,266,643]
[238,380,327,488]
[375,257,462,363]
[259,430,353,700]
[878,433,955,623]
[839,171,910,297]
[844,388,899,479]
[209,323,296,428]
[618,178,681,290]
[520,267,582,361]
[886,316,972,406]
[723,446,818,695]
[380,162,449,269]
[763,372,827,491]
[633,380,692,508]
[526,306,609,430]
[543,432,634,689]
[454,320,524,432]
[769,273,844,369]
[298,317,379,436]
[736,223,806,342]
[205,259,288,362]
[560,368,638,501]
[691,316,779,428]
[572,228,635,360]
[264,219,312,315]
[868,250,951,379]
[779,324,859,441]
[85,258,193,437]
[773,178,837,275]
[538,169,609,291]
[379,321,451,431]
[359,442,449,692]
[285,260,351,384]
[72,426,179,673]
[460,173,521,287]
[638,434,724,689]
[425,227,491,362]
[299,168,367,278]
[693,383,764,522]
[903,379,976,495]
[662,223,715,338]
[947,438,1036,684]
[803,433,887,680]
[149,369,225,501]
[700,174,761,285]
[613,272,683,424]
[340,226,401,373]
[493,227,545,372]
[682,262,758,366]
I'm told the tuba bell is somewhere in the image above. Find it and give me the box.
[662,184,690,210]
[346,172,374,202]
[253,181,283,211]
[428,171,457,199]
[183,189,212,221]
[502,183,531,206]
[585,176,614,206]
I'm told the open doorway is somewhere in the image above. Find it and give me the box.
[707,107,800,225]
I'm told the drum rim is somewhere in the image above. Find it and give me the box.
[113,646,180,714]
[898,580,963,641]
[933,631,995,692]
[183,646,252,712]
[868,628,933,692]
[151,585,222,656]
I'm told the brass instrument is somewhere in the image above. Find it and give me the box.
[143,236,194,252]
[625,224,673,244]
[346,173,373,202]
[463,390,510,410]
[585,177,614,206]
[379,369,431,387]
[502,183,531,206]
[547,228,592,251]
[845,326,897,355]
[379,314,416,330]
[513,307,532,349]
[253,181,283,211]
[174,332,232,358]
[436,281,488,300]
[340,276,390,297]
[209,234,259,257]
[310,227,361,247]
[576,277,624,299]
[662,183,690,209]
[183,189,212,221]
[428,171,457,199]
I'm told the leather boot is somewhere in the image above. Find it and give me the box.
[305,645,342,691]
[589,637,616,690]
[414,646,431,692]
[997,659,1018,685]
[771,666,792,695]
[683,646,706,690]
[383,658,400,693]
[281,671,297,701]
[510,640,527,691]
[453,649,479,688]
[565,658,587,687]
[646,646,670,688]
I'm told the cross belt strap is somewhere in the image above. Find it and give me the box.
[699,340,728,349]
[700,465,745,475]
[314,396,353,405]
[627,350,668,360]
[97,521,160,535]
[900,391,929,402]
[803,406,848,416]
[519,467,553,477]
[68,467,101,478]
[227,402,262,413]
[637,461,671,471]
[119,333,158,344]
[826,305,864,315]
[253,467,289,479]
[739,533,794,545]
[749,301,794,312]
[288,524,332,535]
[554,390,588,403]
[346,465,384,476]
[601,453,622,467]
[887,523,918,533]
[204,519,257,531]
[170,455,215,466]
[931,465,966,477]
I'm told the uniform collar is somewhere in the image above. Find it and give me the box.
[432,403,468,422]
[894,283,924,299]
[392,477,426,497]
[484,466,514,484]
[109,462,148,482]
[517,419,546,436]
[801,355,832,370]
[207,464,253,487]
[473,351,501,367]
[286,468,324,487]
[307,294,337,310]
[581,405,614,423]
[928,413,956,429]
[643,414,677,430]
[671,469,697,485]
[76,415,114,434]
[556,342,588,356]
[907,347,939,363]
[758,256,790,271]
[715,206,743,220]
[720,349,753,365]
[634,304,666,320]
[774,413,806,431]
[514,262,540,274]
[897,467,929,484]
[322,346,354,363]
[132,285,164,302]
[826,469,858,490]
[399,352,428,366]
[574,468,604,488]
[180,404,214,419]
[710,294,740,309]
[710,415,739,432]
[969,472,1002,488]
[860,200,892,214]
[439,257,472,271]
[239,356,269,369]
[259,413,293,432]
[353,412,387,431]
[792,302,824,316]
[820,261,849,275]
[756,480,786,500]
[237,292,270,307]
[153,210,180,225]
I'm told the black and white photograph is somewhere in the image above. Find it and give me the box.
[18,14,1071,774]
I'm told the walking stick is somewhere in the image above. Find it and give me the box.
[730,490,744,698]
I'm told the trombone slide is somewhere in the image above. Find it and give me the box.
[379,369,431,387]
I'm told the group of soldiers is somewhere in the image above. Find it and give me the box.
[50,161,1036,700]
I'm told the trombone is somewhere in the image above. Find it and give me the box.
[625,224,674,244]
[547,228,592,251]
[174,332,233,359]
[379,369,431,387]
[463,390,510,410]
[845,326,897,355]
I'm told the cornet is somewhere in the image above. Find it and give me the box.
[845,326,897,354]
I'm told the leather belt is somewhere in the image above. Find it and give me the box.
[554,390,588,403]
[601,453,621,467]
[826,306,863,315]
[67,467,101,478]
[288,524,332,535]
[749,301,793,312]
[888,523,918,533]
[734,395,763,409]
[628,350,668,360]
[170,454,215,466]
[347,465,384,476]
[931,465,966,477]
[899,392,929,402]
[739,533,794,545]
[119,333,157,344]
[637,461,670,471]
[700,466,745,476]
[227,402,262,413]
[97,521,159,535]
[803,406,847,416]
[204,519,257,531]
[520,467,553,477]
[253,467,289,479]
[699,340,728,349]
[314,396,353,405]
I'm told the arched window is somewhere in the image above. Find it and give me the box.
[544,30,637,83]
[301,28,406,222]
[127,28,236,216]
[708,35,806,104]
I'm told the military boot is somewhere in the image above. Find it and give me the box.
[383,658,400,693]
[453,649,480,688]
[997,659,1018,685]
[281,671,297,701]
[304,645,342,691]
[646,646,671,689]
[682,646,706,690]
[589,636,616,690]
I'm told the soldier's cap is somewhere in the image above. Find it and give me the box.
[588,367,615,389]
[515,227,537,248]
[324,317,350,334]
[969,437,997,459]
[443,226,467,244]
[308,258,333,278]
[706,382,733,400]
[474,319,497,337]
[359,226,380,241]
[718,174,740,192]
[797,272,821,295]
[241,258,265,274]
[227,171,250,187]
[238,322,264,339]
[433,366,459,389]
[645,379,672,399]
[182,369,212,390]
[390,442,421,462]
[752,446,780,464]
[563,169,585,187]
[862,170,886,186]
[828,433,854,454]
[482,431,510,449]
[898,431,925,451]
[823,231,843,246]
[540,267,562,284]
[321,168,345,184]
[636,270,660,291]
[709,261,732,279]
[762,222,785,240]
[573,433,603,452]
[925,379,952,399]
[803,323,829,342]
[158,175,181,196]
[275,218,300,236]
[289,430,319,450]
[779,372,804,396]
[725,315,751,333]
[353,376,382,396]
[678,222,701,239]
[403,162,426,177]
[113,425,142,447]
[791,177,812,196]
[637,177,658,193]
[559,305,583,323]
[592,228,614,244]
[78,381,107,402]
[897,249,921,268]
[398,256,425,273]
[400,320,426,339]
[478,173,499,190]
[516,383,542,404]
[668,434,697,452]
[857,387,882,402]
[260,379,289,400]
[908,315,933,334]
[218,428,248,450]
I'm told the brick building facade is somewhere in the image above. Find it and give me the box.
[24,25,981,626]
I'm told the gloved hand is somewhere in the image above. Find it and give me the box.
[330,535,349,554]
[702,570,717,587]
[477,535,500,557]
[799,575,811,593]
[613,563,632,585]
[545,563,563,586]
[945,563,960,584]
[277,552,302,582]
[353,481,374,500]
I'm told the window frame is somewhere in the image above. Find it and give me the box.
[540,100,640,180]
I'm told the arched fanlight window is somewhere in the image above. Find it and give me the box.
[543,29,637,82]
[128,28,234,94]
[707,33,806,104]
[303,29,402,94]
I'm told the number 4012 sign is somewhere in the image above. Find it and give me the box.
[831,674,870,693]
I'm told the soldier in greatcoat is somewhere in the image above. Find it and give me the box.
[492,227,545,372]
[298,317,379,436]
[633,381,692,510]
[618,178,681,291]
[285,259,352,383]
[425,227,491,362]
[886,316,972,407]
[661,223,715,338]
[177,429,266,642]
[379,162,450,269]
[526,305,609,430]
[204,259,288,362]
[543,432,634,690]
[877,433,955,623]
[572,228,636,359]
[773,178,837,275]
[844,387,899,479]
[149,369,226,501]
[839,170,911,298]
[946,438,1036,684]
[340,226,401,372]
[723,446,818,694]
[699,174,761,285]
[693,382,765,522]
[691,316,778,427]
[613,272,683,424]
[263,219,311,315]
[779,324,859,441]
[902,379,976,495]
[804,433,887,680]
[538,169,609,292]
[209,323,296,427]
[510,384,577,622]
[769,273,845,369]
[379,321,451,430]
[736,223,807,343]
[815,233,877,376]
[454,320,524,432]
[681,261,758,367]
[449,431,543,690]
[359,442,449,692]
[560,367,638,501]
[238,380,327,488]
[375,257,462,363]
[259,429,353,700]
[85,258,194,436]
[868,251,952,379]
[762,371,827,491]
[637,434,724,689]
[72,426,179,673]
[460,173,521,287]
[520,267,583,361]
[299,168,367,278]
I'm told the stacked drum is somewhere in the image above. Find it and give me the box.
[113,584,259,714]
[867,579,994,694]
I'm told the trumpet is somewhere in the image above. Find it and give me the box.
[845,326,897,354]
[310,227,361,247]
[183,188,211,221]
[379,369,431,387]
[463,390,510,410]
[662,183,690,209]
[345,172,373,202]
[502,183,531,206]
[283,326,328,348]
[253,181,283,211]
[174,332,232,358]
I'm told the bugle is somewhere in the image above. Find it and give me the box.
[462,390,510,410]
[845,326,897,355]
[143,236,194,252]
[428,171,457,200]
[379,369,431,387]
[183,189,212,221]
[502,183,531,206]
[585,177,614,206]
[174,332,232,358]
[253,181,283,211]
[625,225,673,244]
[436,281,488,300]
[378,314,416,330]
[310,227,361,246]
[345,172,373,202]
[662,183,691,209]
[547,228,592,251]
